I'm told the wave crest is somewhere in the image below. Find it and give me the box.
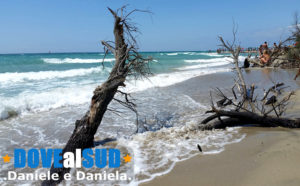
[42,58,115,64]
[0,67,110,83]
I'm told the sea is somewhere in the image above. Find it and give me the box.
[0,51,247,185]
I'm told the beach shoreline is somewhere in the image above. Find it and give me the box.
[142,127,300,186]
[142,70,300,186]
[1,58,300,185]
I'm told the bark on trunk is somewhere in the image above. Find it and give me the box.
[200,109,300,130]
[42,8,134,186]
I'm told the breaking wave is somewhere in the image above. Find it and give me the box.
[184,57,231,63]
[166,53,178,56]
[0,66,230,120]
[199,52,224,57]
[178,61,230,70]
[42,58,115,64]
[184,56,246,63]
[0,67,110,84]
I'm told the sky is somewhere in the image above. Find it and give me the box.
[0,0,299,54]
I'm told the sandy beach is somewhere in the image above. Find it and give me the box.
[1,53,300,185]
[143,71,300,186]
[143,127,300,186]
[1,2,300,186]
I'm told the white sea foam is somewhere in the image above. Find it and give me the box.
[184,56,246,63]
[0,67,109,83]
[0,84,96,120]
[166,52,178,56]
[200,52,224,57]
[0,66,229,120]
[120,123,246,185]
[183,52,201,55]
[0,52,249,186]
[42,58,115,64]
[180,52,222,56]
[0,90,246,186]
[184,57,231,63]
[125,68,231,93]
[0,55,238,120]
[178,61,230,70]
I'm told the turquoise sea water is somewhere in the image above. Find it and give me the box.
[0,51,247,185]
[0,51,238,119]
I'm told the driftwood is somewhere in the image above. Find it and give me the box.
[42,7,151,186]
[200,108,300,130]
[200,80,299,130]
[201,27,299,131]
[245,55,295,68]
[246,57,264,67]
[218,22,246,99]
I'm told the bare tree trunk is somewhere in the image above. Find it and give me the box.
[42,7,151,186]
[218,28,247,99]
[233,52,247,99]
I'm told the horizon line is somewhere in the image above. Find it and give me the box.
[0,49,218,55]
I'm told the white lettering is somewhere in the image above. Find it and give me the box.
[63,152,75,168]
[77,171,85,180]
[8,171,17,180]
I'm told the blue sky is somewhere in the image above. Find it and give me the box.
[0,0,299,53]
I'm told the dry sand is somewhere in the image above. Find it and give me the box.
[142,74,300,186]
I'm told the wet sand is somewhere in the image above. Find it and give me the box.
[143,69,300,186]
[142,127,300,186]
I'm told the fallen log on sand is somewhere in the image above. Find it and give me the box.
[203,32,299,131]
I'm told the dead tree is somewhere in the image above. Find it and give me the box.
[218,23,246,99]
[200,26,300,130]
[200,87,299,130]
[42,6,152,186]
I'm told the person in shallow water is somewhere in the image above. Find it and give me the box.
[260,50,270,65]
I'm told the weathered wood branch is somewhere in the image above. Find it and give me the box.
[101,41,116,55]
[202,24,298,131]
[261,83,284,101]
[200,109,300,130]
[246,57,264,67]
[218,25,246,99]
[42,7,151,186]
